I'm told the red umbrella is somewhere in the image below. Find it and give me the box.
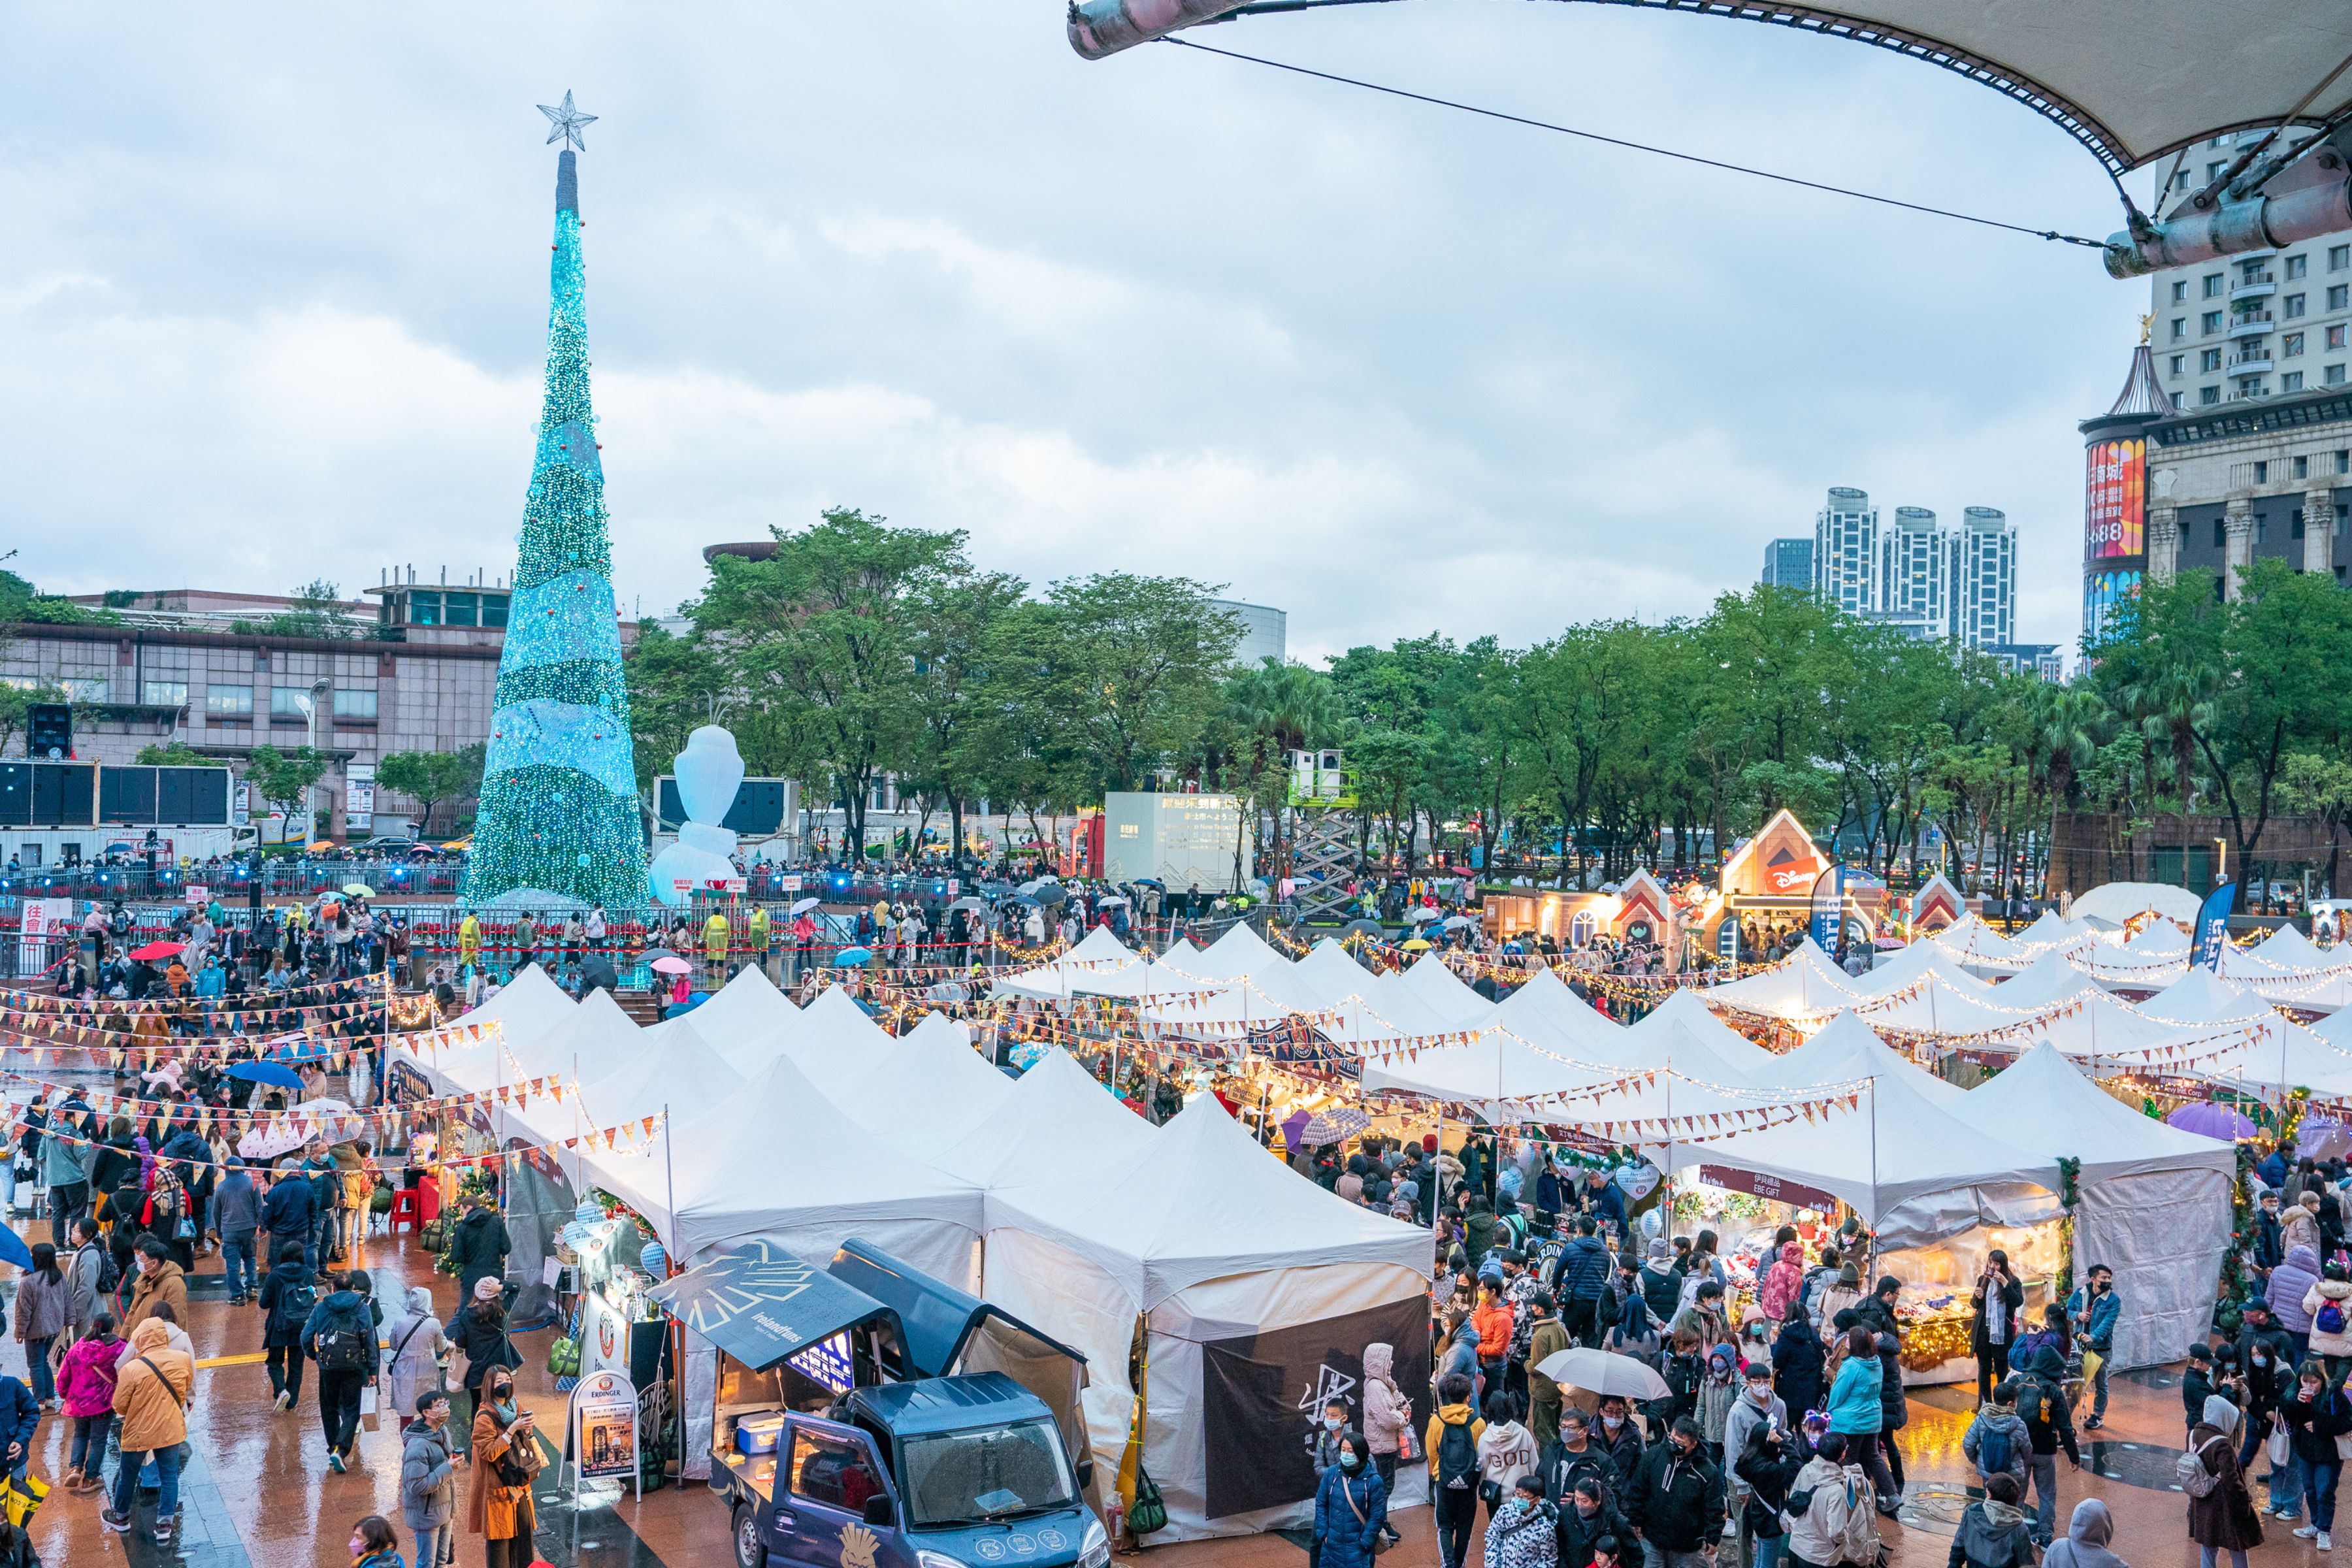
[129,941,186,962]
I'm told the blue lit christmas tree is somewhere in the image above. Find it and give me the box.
[463,95,648,909]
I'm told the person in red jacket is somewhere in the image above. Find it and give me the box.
[1473,1279,1516,1392]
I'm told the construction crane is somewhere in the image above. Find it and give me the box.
[1066,0,2352,279]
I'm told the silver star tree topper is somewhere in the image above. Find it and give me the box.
[538,90,597,152]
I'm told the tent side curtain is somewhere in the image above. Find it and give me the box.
[828,1238,1090,1382]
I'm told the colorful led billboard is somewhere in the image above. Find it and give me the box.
[2085,438,2146,561]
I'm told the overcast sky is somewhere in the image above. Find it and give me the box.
[2,3,2140,661]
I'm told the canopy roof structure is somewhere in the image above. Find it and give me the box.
[988,1095,1430,1307]
[1702,939,1865,1020]
[1396,953,1495,1026]
[1991,950,2108,1009]
[1849,972,2064,1039]
[647,964,794,1047]
[779,986,903,1100]
[934,1046,1159,1192]
[992,927,1143,1000]
[1846,940,2002,1000]
[1288,939,1378,1009]
[1621,989,1778,1082]
[1948,1042,2235,1186]
[1068,1,2352,174]
[1928,913,2024,974]
[2072,882,2203,926]
[844,1013,1009,1146]
[529,1014,743,1147]
[1755,1011,1961,1102]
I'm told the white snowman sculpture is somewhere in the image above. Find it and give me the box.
[649,725,743,907]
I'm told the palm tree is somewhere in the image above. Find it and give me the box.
[2141,661,2218,891]
[1222,659,1346,881]
[2027,684,2107,894]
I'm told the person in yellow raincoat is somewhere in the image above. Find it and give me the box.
[703,909,730,980]
[457,911,481,974]
[747,904,772,979]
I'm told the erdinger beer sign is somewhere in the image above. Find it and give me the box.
[1720,809,1830,901]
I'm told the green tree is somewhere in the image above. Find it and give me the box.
[245,744,329,840]
[1023,574,1243,796]
[134,742,208,767]
[377,749,481,836]
[261,578,356,640]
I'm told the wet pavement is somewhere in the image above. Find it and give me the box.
[4,1215,2323,1567]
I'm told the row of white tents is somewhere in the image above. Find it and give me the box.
[393,962,1428,1541]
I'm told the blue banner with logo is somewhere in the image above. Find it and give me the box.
[1808,865,1845,950]
[2193,882,2236,968]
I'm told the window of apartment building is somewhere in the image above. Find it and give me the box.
[139,680,186,708]
[2332,284,2351,310]
[2298,455,2312,479]
[2174,170,2191,191]
[2340,450,2351,474]
[331,689,377,720]
[2207,162,2226,182]
[404,589,510,629]
[59,678,108,703]
[206,684,252,719]
[2333,244,2351,270]
[2204,273,2225,297]
[2172,317,2188,339]
[2201,385,2221,404]
[2203,310,2223,333]
[2331,365,2348,385]
[2288,254,2310,279]
[2169,354,2185,375]
[2286,370,2308,391]
[2172,391,2186,409]
[2331,325,2348,350]
[2215,518,2229,547]
[2256,461,2270,483]
[2172,280,2188,302]
[269,685,314,721]
[2287,294,2308,318]
[2257,513,2269,543]
[2296,508,2308,539]
[2201,347,2223,371]
[2286,332,2306,356]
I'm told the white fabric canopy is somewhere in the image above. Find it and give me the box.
[1703,939,1867,1019]
[1620,989,1776,1084]
[1175,923,1288,983]
[1478,965,1627,1056]
[1755,1011,1962,1102]
[1846,941,2004,1000]
[1397,953,1496,1026]
[1929,914,2023,975]
[400,964,578,1092]
[1947,1043,2232,1370]
[1988,951,2109,1009]
[648,964,797,1047]
[992,927,1143,999]
[436,986,644,1094]
[2071,882,2202,926]
[586,1053,986,1279]
[777,986,904,1099]
[843,1013,1010,1145]
[934,1046,1158,1191]
[1288,939,1377,1009]
[1850,972,2065,1038]
[519,1014,744,1149]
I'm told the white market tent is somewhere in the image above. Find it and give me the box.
[1288,939,1378,1009]
[992,926,1143,1000]
[1756,1011,1963,1103]
[1396,953,1495,1026]
[985,1096,1431,1541]
[397,964,579,1093]
[587,1052,987,1282]
[1703,939,1867,1019]
[934,1045,1158,1191]
[2139,970,2352,1096]
[843,1013,1011,1145]
[1620,989,1778,1083]
[2010,911,2091,951]
[519,1014,745,1154]
[1928,913,2025,975]
[2070,881,2202,927]
[427,985,645,1097]
[647,964,797,1047]
[1989,950,2110,1009]
[1946,1043,2233,1369]
[2252,924,2352,972]
[777,986,904,1100]
[1845,940,2004,1000]
[1173,922,1289,983]
[1850,972,2062,1039]
[1477,964,1627,1056]
[2121,921,2192,958]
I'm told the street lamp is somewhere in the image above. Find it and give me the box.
[301,679,331,850]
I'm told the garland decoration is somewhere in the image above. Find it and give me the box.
[2053,1154,2082,1307]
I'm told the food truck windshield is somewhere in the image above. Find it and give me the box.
[900,1417,1079,1529]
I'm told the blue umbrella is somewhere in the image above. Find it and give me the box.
[835,947,874,967]
[0,1226,25,1273]
[227,1060,305,1090]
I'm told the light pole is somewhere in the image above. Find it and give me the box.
[302,679,331,849]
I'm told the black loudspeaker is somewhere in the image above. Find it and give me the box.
[26,704,69,761]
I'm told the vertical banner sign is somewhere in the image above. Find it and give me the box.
[1200,1296,1430,1520]
[18,898,73,972]
[1715,917,1740,962]
[2194,883,2237,970]
[1807,865,1846,951]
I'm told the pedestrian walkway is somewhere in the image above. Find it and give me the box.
[5,1217,2286,1565]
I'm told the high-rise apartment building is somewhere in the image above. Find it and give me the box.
[2148,129,2351,414]
[1759,537,1814,589]
[1802,486,2017,652]
[1812,487,1878,614]
[1953,506,2017,648]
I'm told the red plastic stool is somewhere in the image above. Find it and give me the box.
[388,1188,421,1235]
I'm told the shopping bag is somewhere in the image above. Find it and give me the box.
[2271,1416,2293,1467]
[0,1470,50,1529]
[361,1380,380,1418]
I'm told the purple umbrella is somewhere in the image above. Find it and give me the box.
[2166,1102,2257,1140]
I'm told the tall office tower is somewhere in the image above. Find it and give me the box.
[1813,487,1878,614]
[1759,537,1814,588]
[1953,506,2018,649]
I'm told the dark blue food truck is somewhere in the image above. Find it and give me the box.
[649,1239,1102,1568]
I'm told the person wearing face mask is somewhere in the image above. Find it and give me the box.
[1484,1473,1560,1568]
[1556,1475,1633,1568]
[1539,1409,1613,1512]
[1359,1343,1410,1550]
[402,1392,464,1568]
[350,1513,405,1568]
[1625,1416,1723,1568]
[467,1370,540,1568]
[1313,1428,1388,1568]
[2225,1298,2297,1517]
[1594,1397,1644,1492]
[1722,1363,1788,1568]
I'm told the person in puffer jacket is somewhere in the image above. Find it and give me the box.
[1359,1343,1410,1548]
[1482,1475,1559,1568]
[1961,1381,2031,1490]
[1758,1241,1805,1325]
[2272,1243,2325,1360]
[2305,1261,2352,1365]
[1782,1433,1869,1568]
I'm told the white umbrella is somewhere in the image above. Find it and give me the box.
[1439,914,1477,930]
[1411,907,1443,924]
[1531,1347,1671,1404]
[789,896,823,915]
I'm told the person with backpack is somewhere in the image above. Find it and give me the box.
[1733,1416,1805,1568]
[2224,1298,2300,1518]
[2308,1264,2352,1388]
[1478,1391,1540,1524]
[1428,1371,1486,1568]
[2181,1346,2221,1444]
[100,1316,194,1546]
[1625,1414,1723,1568]
[2270,1243,2324,1365]
[1551,1218,1612,1348]
[2186,1393,2263,1568]
[2011,1343,2082,1549]
[1962,1379,2031,1494]
[1781,1430,1869,1568]
[1639,1240,1683,1326]
[63,1215,113,1337]
[57,1310,121,1494]
[448,1193,512,1314]
[261,1238,318,1413]
[305,1269,380,1471]
[1313,1428,1389,1568]
[2279,1362,2349,1550]
[1946,1473,2036,1568]
[208,1154,263,1305]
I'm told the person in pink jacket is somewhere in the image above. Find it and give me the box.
[1359,1342,1410,1548]
[57,1311,123,1494]
[1759,1241,1805,1325]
